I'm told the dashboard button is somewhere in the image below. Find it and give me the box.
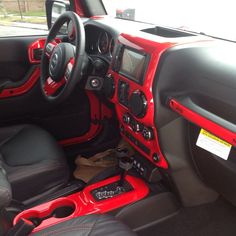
[123,113,131,124]
[142,127,154,140]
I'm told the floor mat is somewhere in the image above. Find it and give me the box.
[73,139,134,183]
[138,198,236,236]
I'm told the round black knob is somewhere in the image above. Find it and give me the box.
[129,90,147,118]
[102,74,115,98]
[123,113,131,124]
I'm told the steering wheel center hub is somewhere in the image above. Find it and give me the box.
[49,44,67,82]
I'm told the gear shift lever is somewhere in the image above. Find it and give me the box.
[90,148,134,201]
[117,153,133,187]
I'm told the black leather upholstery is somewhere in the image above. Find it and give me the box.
[32,214,136,236]
[0,125,69,203]
[0,166,12,209]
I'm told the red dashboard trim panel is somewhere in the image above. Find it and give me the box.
[108,33,178,169]
[169,98,236,146]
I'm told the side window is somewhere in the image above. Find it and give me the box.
[0,0,48,37]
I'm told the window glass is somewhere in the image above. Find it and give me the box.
[0,0,48,37]
[103,0,236,42]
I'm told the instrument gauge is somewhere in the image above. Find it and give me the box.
[109,38,115,57]
[98,32,109,54]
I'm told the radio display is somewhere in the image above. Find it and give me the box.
[119,48,147,84]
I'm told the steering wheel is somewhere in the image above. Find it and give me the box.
[40,11,86,103]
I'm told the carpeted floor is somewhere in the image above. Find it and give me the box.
[138,198,236,236]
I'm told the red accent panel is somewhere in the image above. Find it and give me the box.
[108,34,175,169]
[108,33,213,169]
[28,38,46,64]
[43,77,66,96]
[0,67,40,98]
[169,99,236,146]
[14,175,149,233]
[59,91,103,146]
[73,1,86,17]
[28,38,60,64]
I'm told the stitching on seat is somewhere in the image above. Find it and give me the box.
[35,224,94,236]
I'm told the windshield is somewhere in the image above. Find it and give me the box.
[103,0,236,42]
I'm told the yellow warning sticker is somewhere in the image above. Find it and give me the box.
[196,129,232,160]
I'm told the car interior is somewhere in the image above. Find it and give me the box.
[1,0,236,235]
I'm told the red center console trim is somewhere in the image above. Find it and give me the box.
[108,33,212,169]
[108,34,175,169]
[14,175,149,233]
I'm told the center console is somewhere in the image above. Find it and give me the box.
[102,33,170,169]
[14,175,149,233]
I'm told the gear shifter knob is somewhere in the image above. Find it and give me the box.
[116,148,129,159]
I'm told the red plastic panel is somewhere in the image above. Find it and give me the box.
[170,98,236,147]
[59,90,113,146]
[0,67,40,98]
[14,175,149,233]
[108,34,176,169]
[28,38,61,64]
[108,33,213,169]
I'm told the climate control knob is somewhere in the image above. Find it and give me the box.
[129,90,147,118]
[123,113,131,124]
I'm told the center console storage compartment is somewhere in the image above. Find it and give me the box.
[14,175,149,233]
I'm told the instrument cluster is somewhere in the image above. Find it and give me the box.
[85,25,115,59]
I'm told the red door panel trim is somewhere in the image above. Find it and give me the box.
[169,98,236,146]
[0,67,40,98]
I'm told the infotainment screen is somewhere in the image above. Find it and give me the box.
[119,48,147,84]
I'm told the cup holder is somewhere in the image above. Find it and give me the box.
[23,199,76,227]
[52,205,75,218]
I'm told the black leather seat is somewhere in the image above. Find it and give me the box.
[32,214,136,236]
[0,124,69,203]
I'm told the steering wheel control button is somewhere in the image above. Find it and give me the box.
[46,43,54,55]
[142,127,154,140]
[129,90,147,118]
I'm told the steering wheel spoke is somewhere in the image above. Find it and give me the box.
[65,58,74,80]
[43,77,66,96]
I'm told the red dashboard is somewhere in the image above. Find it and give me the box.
[105,32,211,169]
